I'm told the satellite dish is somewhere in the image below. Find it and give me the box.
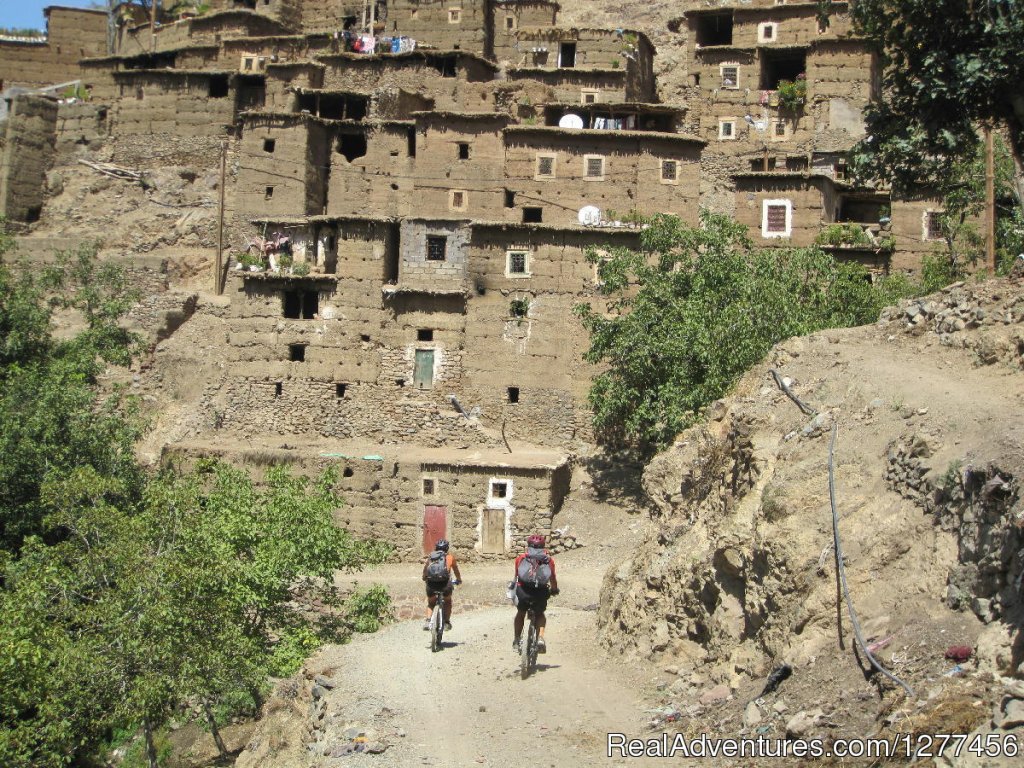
[578,205,601,226]
[559,113,584,129]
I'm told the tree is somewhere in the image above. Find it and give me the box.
[574,212,915,452]
[849,1,1024,207]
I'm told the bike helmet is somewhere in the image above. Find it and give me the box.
[435,539,450,552]
[527,534,545,548]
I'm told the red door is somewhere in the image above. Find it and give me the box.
[422,505,447,555]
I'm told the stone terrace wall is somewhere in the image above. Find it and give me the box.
[108,72,237,137]
[733,175,834,247]
[0,95,58,223]
[389,0,493,57]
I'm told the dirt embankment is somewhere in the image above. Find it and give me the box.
[600,277,1024,763]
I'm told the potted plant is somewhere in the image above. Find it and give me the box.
[775,74,807,111]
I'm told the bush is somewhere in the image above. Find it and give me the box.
[814,223,873,247]
[776,74,807,110]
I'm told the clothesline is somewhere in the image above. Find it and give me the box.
[340,31,417,55]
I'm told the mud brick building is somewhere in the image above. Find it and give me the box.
[0,1,955,558]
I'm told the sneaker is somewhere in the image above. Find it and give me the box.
[422,620,430,631]
[444,621,453,631]
[537,638,547,654]
[512,639,521,653]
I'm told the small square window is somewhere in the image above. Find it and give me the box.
[774,121,787,137]
[505,16,515,30]
[507,386,520,403]
[504,189,515,208]
[925,211,944,241]
[661,160,679,183]
[491,481,508,498]
[457,142,470,160]
[719,120,736,140]
[584,155,605,180]
[417,329,434,341]
[265,186,274,199]
[535,154,555,179]
[263,138,276,153]
[336,383,347,398]
[243,57,254,71]
[507,251,529,276]
[581,89,600,104]
[449,190,467,211]
[762,199,792,237]
[426,235,447,261]
[522,207,542,223]
[289,344,306,362]
[423,478,436,495]
[759,23,776,43]
[448,8,461,23]
[720,65,739,89]
[274,382,282,397]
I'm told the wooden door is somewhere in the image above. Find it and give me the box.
[422,505,447,555]
[414,348,434,389]
[482,508,506,554]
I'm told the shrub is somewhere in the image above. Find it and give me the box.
[776,74,807,111]
[814,223,873,247]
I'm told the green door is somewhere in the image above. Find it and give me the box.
[414,348,434,389]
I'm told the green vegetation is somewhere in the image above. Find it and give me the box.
[0,28,45,38]
[0,222,391,768]
[775,75,807,111]
[814,223,874,248]
[575,212,919,451]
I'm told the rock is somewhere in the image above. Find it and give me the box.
[314,674,337,690]
[743,702,762,728]
[786,709,823,739]
[343,727,365,740]
[311,685,327,700]
[366,741,388,754]
[772,700,789,715]
[718,548,744,577]
[699,684,731,705]
[1002,679,1024,699]
[327,743,356,758]
[996,699,1024,730]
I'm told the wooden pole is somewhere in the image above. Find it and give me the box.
[984,127,996,273]
[150,0,157,52]
[763,144,769,172]
[215,138,227,295]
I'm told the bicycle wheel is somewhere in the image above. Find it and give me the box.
[520,615,536,679]
[430,602,443,652]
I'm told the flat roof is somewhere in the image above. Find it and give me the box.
[542,101,683,114]
[44,5,107,16]
[504,124,705,145]
[315,49,499,70]
[412,110,514,122]
[507,66,626,77]
[239,110,413,129]
[682,2,848,17]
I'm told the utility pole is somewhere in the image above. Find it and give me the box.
[984,127,996,273]
[215,138,227,295]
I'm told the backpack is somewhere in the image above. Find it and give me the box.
[425,550,450,582]
[517,547,551,588]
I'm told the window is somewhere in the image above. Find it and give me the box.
[135,87,144,100]
[504,189,515,208]
[274,382,282,397]
[751,157,777,171]
[510,298,529,318]
[559,42,576,68]
[243,57,254,71]
[522,207,543,223]
[263,138,276,153]
[762,199,792,238]
[695,13,733,46]
[426,236,447,261]
[208,75,229,98]
[506,250,529,276]
[581,89,600,104]
[488,479,511,504]
[338,133,367,162]
[457,142,470,160]
[283,290,319,319]
[773,121,787,138]
[423,478,436,495]
[535,153,556,179]
[924,211,944,241]
[449,189,468,211]
[760,49,806,90]
[584,155,605,180]
[720,65,739,89]
[265,186,274,200]
[505,16,515,30]
[336,383,347,398]
[417,329,434,341]
[758,23,776,43]
[719,119,736,140]
[507,386,520,404]
[448,8,461,23]
[289,344,306,362]
[661,160,679,184]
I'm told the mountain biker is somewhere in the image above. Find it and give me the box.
[422,539,461,631]
[512,534,559,654]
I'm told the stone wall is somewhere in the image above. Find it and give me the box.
[109,71,237,137]
[388,0,493,57]
[0,94,58,223]
[0,9,108,89]
[733,174,831,247]
[55,102,109,156]
[397,219,470,291]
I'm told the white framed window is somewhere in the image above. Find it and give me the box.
[924,210,944,241]
[718,119,737,140]
[758,23,777,43]
[535,153,556,179]
[762,199,792,238]
[448,8,462,23]
[770,120,789,140]
[660,159,679,185]
[720,64,740,89]
[580,88,600,104]
[506,249,531,277]
[583,154,605,180]
[488,478,513,506]
[449,189,468,211]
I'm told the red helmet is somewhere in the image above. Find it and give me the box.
[527,534,545,548]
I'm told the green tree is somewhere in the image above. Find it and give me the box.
[574,212,915,451]
[849,1,1024,207]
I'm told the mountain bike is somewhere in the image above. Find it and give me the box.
[427,582,457,652]
[520,607,539,679]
